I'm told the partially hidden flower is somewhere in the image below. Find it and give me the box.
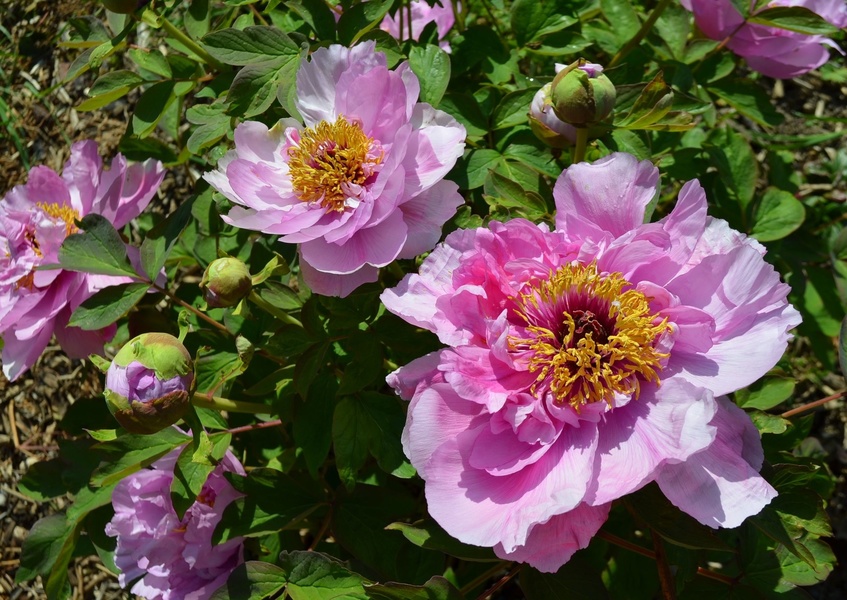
[200,257,252,308]
[380,0,457,52]
[382,152,800,572]
[106,444,245,600]
[682,0,847,78]
[0,141,164,380]
[104,333,193,434]
[204,42,466,298]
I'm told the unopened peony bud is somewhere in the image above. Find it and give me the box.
[104,333,193,434]
[200,257,252,308]
[529,83,577,149]
[550,62,616,127]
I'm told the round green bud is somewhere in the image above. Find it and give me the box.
[550,62,616,127]
[200,257,253,308]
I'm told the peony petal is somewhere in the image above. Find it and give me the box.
[656,397,776,528]
[397,180,464,258]
[298,259,379,298]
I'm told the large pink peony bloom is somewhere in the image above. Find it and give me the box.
[682,0,847,78]
[382,153,800,572]
[0,141,164,380]
[106,446,245,600]
[204,42,466,297]
[380,1,457,52]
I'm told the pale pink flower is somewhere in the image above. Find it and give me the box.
[380,1,457,52]
[106,446,245,600]
[0,141,164,380]
[382,153,800,572]
[682,0,847,78]
[204,42,466,297]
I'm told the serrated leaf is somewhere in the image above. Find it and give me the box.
[705,127,758,211]
[58,214,138,277]
[337,0,393,46]
[68,282,150,330]
[202,26,300,65]
[708,80,784,127]
[510,0,579,47]
[128,48,173,78]
[285,0,336,40]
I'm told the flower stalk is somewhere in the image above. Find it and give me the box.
[192,391,273,415]
[609,0,673,67]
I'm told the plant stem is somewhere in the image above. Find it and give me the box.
[572,127,589,164]
[152,282,231,336]
[598,530,736,586]
[451,0,464,32]
[153,12,225,71]
[608,0,673,68]
[652,533,677,600]
[781,390,846,419]
[459,562,512,597]
[248,291,303,327]
[192,392,272,414]
[475,564,521,600]
[224,419,283,435]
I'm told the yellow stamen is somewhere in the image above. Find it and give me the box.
[287,116,382,213]
[37,202,80,237]
[510,262,670,410]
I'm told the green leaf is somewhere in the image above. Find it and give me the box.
[90,428,190,487]
[258,280,303,310]
[337,0,393,46]
[16,514,72,584]
[195,349,247,395]
[439,93,488,138]
[751,487,831,568]
[251,253,290,285]
[735,375,796,410]
[708,79,784,127]
[214,469,327,542]
[333,393,413,487]
[510,0,579,47]
[483,170,548,221]
[492,88,537,130]
[67,282,150,330]
[616,72,674,129]
[285,0,337,41]
[338,333,383,396]
[748,6,839,35]
[140,190,198,280]
[294,376,336,476]
[408,45,451,107]
[750,187,805,242]
[202,26,300,65]
[600,0,642,42]
[454,148,502,189]
[228,55,301,118]
[278,551,369,600]
[750,410,790,435]
[78,70,146,111]
[132,81,177,139]
[209,561,288,600]
[520,555,609,600]
[128,48,173,78]
[386,520,499,562]
[364,577,464,600]
[705,127,758,211]
[58,213,138,277]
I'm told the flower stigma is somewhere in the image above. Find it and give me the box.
[287,116,383,213]
[510,262,671,410]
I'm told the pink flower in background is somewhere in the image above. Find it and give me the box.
[382,153,800,572]
[0,141,164,380]
[205,42,466,297]
[106,446,245,600]
[682,0,847,78]
[380,1,457,51]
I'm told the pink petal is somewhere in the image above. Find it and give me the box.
[656,397,776,528]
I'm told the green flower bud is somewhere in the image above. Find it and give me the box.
[104,333,193,434]
[550,61,616,127]
[200,257,253,308]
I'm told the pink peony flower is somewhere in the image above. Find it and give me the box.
[204,42,466,297]
[0,141,164,380]
[682,0,847,78]
[382,153,800,572]
[106,445,245,600]
[380,1,457,52]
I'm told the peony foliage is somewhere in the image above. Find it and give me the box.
[9,1,846,599]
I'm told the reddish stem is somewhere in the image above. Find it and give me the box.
[475,564,521,600]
